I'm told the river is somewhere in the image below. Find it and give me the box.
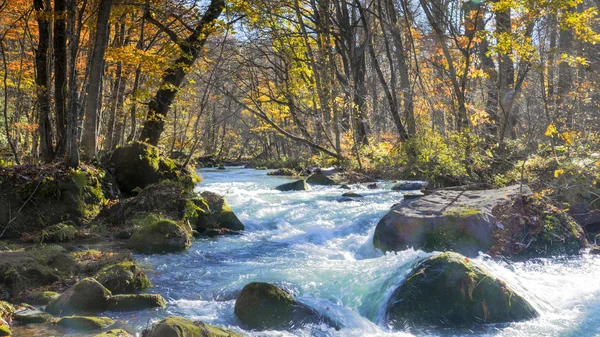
[14,167,600,336]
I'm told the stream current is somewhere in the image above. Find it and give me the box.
[15,167,600,336]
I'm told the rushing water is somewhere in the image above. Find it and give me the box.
[14,167,600,336]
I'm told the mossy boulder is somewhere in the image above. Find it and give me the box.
[108,142,200,195]
[93,329,132,337]
[490,195,588,257]
[127,218,192,254]
[306,168,375,186]
[142,316,243,337]
[193,191,244,235]
[12,307,53,324]
[57,316,114,330]
[93,182,201,237]
[275,180,308,191]
[267,168,298,176]
[374,185,587,258]
[0,326,9,336]
[0,246,76,298]
[234,282,328,330]
[386,252,538,327]
[106,294,166,312]
[46,278,112,316]
[25,291,59,305]
[94,261,151,294]
[390,181,428,191]
[0,163,110,238]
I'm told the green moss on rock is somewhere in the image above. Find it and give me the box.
[57,316,115,330]
[106,294,166,312]
[93,329,132,337]
[46,278,112,316]
[142,316,242,337]
[94,261,151,294]
[26,291,59,305]
[127,218,191,254]
[193,191,244,235]
[0,164,109,238]
[0,246,76,298]
[386,252,538,327]
[234,282,327,330]
[109,142,200,195]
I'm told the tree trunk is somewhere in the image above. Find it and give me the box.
[53,0,68,156]
[139,0,225,146]
[81,0,112,160]
[557,7,574,129]
[34,0,54,162]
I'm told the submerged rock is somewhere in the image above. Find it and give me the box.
[391,181,427,191]
[57,316,114,330]
[108,141,200,195]
[46,278,112,316]
[374,185,587,257]
[341,192,363,198]
[386,252,538,327]
[234,282,329,330]
[106,294,166,312]
[194,191,244,234]
[142,316,242,337]
[94,261,151,294]
[127,218,192,254]
[275,180,308,191]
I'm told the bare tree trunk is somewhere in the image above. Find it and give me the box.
[557,7,574,129]
[53,0,68,156]
[81,0,112,160]
[34,0,54,162]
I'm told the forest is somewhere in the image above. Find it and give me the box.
[0,0,599,336]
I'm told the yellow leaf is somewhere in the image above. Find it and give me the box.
[554,169,564,178]
[545,122,558,137]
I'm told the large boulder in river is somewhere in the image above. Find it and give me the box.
[108,142,200,195]
[193,191,244,235]
[386,252,538,327]
[234,282,329,330]
[127,218,192,254]
[373,185,587,257]
[275,180,308,191]
[46,278,112,316]
[306,168,375,186]
[142,316,243,337]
